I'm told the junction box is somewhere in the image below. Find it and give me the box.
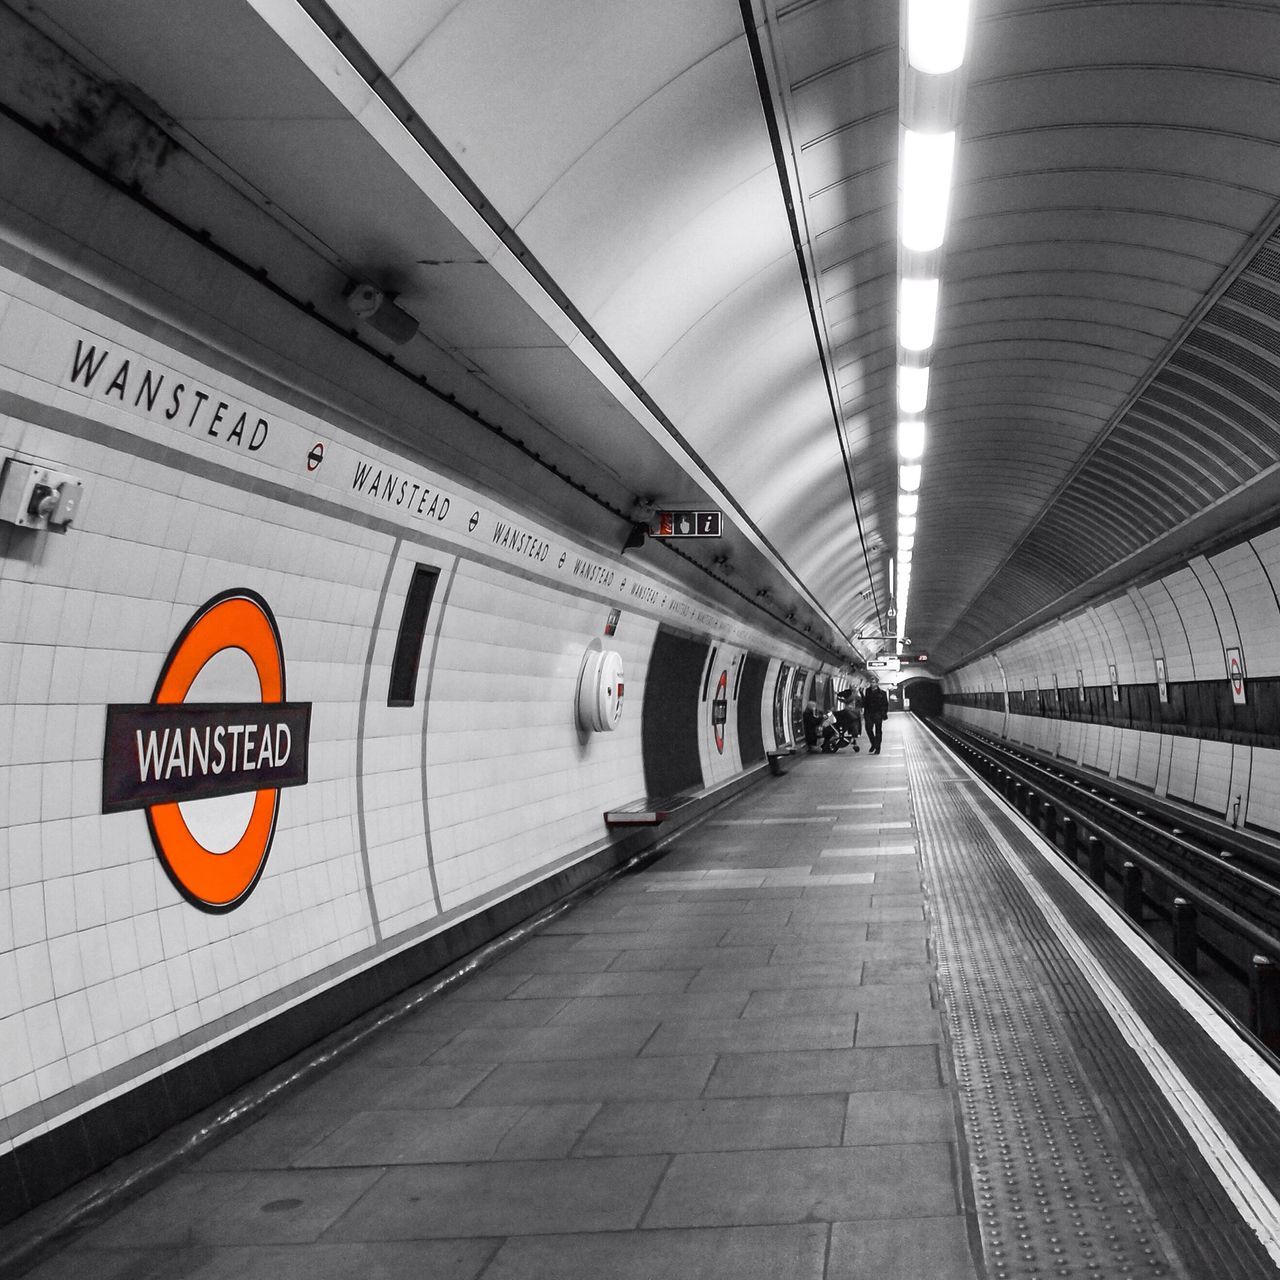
[0,458,84,531]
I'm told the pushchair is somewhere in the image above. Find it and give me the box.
[820,707,861,753]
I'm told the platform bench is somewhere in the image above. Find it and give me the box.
[604,794,696,828]
[767,747,797,776]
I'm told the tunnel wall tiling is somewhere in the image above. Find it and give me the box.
[943,516,1280,833]
[0,248,829,1220]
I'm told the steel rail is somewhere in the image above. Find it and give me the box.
[938,721,1280,904]
[929,718,1280,966]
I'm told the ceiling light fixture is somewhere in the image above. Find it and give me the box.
[899,463,922,492]
[898,276,939,351]
[898,493,919,517]
[901,129,955,252]
[898,420,926,460]
[908,0,971,74]
[898,366,930,414]
[899,515,917,537]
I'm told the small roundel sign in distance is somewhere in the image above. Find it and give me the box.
[102,590,311,913]
[711,670,729,754]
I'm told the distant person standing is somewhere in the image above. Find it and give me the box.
[862,680,889,754]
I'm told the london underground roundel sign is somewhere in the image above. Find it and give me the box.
[102,590,311,913]
[712,670,729,754]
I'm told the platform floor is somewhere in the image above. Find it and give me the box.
[15,716,1280,1278]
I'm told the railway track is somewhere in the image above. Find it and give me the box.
[926,716,1280,1052]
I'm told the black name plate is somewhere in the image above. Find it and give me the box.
[103,702,311,812]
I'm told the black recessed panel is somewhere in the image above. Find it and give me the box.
[735,653,769,765]
[388,565,440,707]
[641,627,708,797]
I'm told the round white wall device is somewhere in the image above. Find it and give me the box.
[577,646,624,733]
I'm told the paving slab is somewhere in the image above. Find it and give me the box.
[640,1013,858,1056]
[685,962,865,992]
[643,1144,958,1227]
[770,939,927,965]
[743,985,933,1018]
[718,921,878,945]
[843,1089,959,1145]
[546,992,752,1022]
[463,1054,716,1104]
[868,920,931,939]
[408,997,568,1028]
[505,970,696,998]
[481,1224,828,1280]
[293,1107,526,1166]
[274,1063,492,1114]
[828,1217,978,1280]
[78,1168,387,1248]
[27,1241,500,1280]
[705,1045,943,1096]
[347,1027,463,1066]
[573,1095,846,1156]
[605,944,774,970]
[197,1110,353,1172]
[491,1104,601,1159]
[863,960,937,985]
[324,1157,667,1238]
[483,947,621,975]
[427,1021,657,1063]
[564,926,729,948]
[856,1005,944,1046]
[608,900,751,918]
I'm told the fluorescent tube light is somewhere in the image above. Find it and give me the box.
[899,535,915,552]
[899,277,939,351]
[908,0,970,74]
[898,493,919,517]
[900,464,922,492]
[899,515,917,537]
[898,365,930,414]
[902,129,955,252]
[898,420,926,460]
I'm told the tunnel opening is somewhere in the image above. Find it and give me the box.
[901,676,943,718]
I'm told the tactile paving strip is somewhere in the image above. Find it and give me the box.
[908,739,1189,1280]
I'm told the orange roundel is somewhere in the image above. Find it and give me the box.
[139,590,301,913]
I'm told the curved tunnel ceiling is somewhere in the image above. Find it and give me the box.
[11,0,1280,673]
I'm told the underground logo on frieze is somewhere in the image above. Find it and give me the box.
[102,590,311,913]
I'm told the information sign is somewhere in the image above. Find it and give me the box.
[653,510,722,538]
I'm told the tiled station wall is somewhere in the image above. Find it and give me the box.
[942,531,1280,833]
[0,250,835,1219]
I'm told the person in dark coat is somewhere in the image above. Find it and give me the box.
[862,680,889,754]
[802,700,823,750]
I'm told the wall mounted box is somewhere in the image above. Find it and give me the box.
[0,457,84,530]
